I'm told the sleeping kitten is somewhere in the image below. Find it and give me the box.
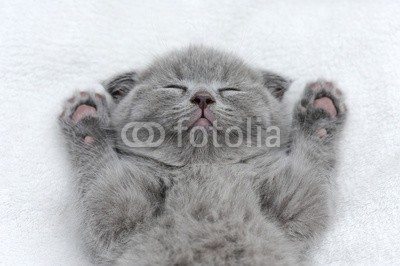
[59,46,346,265]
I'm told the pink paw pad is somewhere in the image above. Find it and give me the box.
[314,97,337,118]
[71,105,97,124]
[84,136,95,144]
[317,128,327,138]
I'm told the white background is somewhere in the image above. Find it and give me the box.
[1,0,399,265]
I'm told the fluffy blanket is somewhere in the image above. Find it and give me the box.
[1,0,399,264]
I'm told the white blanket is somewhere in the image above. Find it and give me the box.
[1,0,399,265]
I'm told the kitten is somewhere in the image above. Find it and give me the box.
[59,46,346,265]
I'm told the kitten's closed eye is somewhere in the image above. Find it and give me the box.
[218,87,242,97]
[163,85,188,92]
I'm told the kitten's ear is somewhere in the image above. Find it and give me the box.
[104,71,138,103]
[261,71,291,101]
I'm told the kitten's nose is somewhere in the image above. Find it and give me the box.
[190,92,215,109]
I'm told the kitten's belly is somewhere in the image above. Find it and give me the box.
[117,165,297,265]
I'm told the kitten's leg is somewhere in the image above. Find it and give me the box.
[259,80,346,251]
[59,91,114,180]
[59,92,164,264]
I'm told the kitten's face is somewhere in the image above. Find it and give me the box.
[107,47,289,165]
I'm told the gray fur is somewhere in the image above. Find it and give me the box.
[59,46,346,265]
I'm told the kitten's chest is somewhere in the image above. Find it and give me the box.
[164,164,262,219]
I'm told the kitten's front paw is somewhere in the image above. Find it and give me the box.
[59,91,110,144]
[294,80,346,138]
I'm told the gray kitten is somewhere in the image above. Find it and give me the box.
[59,46,346,265]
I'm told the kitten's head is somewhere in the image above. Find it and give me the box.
[106,46,290,165]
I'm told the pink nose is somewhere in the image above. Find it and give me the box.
[190,92,215,109]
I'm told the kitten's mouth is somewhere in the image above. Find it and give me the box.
[189,108,215,129]
[192,117,212,128]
